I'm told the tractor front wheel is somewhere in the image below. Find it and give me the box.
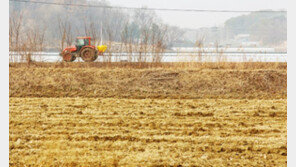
[81,48,97,62]
[61,52,76,62]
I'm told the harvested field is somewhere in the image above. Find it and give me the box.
[10,98,287,166]
[9,62,287,166]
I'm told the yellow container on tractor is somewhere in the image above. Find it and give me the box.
[97,45,107,53]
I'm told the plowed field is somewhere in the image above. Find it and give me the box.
[10,98,286,166]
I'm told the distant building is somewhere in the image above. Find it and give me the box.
[241,41,260,47]
[233,34,260,47]
[234,34,250,41]
[274,41,287,52]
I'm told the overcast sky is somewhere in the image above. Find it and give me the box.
[106,0,287,29]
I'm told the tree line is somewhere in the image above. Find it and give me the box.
[9,0,185,55]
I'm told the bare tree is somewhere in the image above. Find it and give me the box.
[166,26,185,48]
[57,16,73,52]
[83,17,99,43]
[9,11,23,62]
[120,22,135,62]
[19,23,46,64]
[150,24,167,62]
[195,34,206,62]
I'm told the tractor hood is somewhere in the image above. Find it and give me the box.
[63,46,77,53]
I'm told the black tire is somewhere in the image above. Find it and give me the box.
[81,48,98,62]
[61,52,76,62]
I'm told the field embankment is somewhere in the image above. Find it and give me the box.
[9,62,287,99]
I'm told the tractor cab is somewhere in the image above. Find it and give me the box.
[75,37,91,52]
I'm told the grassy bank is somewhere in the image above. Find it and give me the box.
[9,62,286,70]
[10,62,287,99]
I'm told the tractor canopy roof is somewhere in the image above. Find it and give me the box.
[76,36,91,39]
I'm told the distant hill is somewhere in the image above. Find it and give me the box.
[224,11,286,46]
[178,12,286,48]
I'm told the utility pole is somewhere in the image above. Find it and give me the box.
[100,21,103,45]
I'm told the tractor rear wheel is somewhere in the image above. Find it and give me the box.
[81,48,97,62]
[62,52,76,62]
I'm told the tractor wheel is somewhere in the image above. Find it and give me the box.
[62,52,76,62]
[81,48,97,62]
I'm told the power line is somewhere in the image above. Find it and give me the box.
[9,0,287,13]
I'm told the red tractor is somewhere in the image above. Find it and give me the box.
[60,37,104,62]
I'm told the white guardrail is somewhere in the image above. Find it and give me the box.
[9,50,287,63]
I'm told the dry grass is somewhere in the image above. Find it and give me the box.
[9,62,286,99]
[9,62,287,166]
[10,98,287,166]
[9,62,287,70]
